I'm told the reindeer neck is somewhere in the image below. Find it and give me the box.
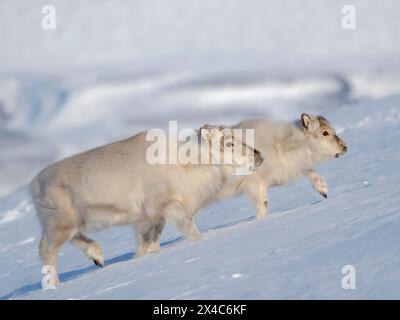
[279,124,318,170]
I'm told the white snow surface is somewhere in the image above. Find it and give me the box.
[0,94,399,299]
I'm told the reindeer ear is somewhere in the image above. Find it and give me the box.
[301,113,320,131]
[199,126,210,141]
[301,113,311,129]
[199,124,222,142]
[219,126,233,139]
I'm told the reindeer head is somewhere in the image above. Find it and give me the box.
[199,124,263,173]
[301,113,348,159]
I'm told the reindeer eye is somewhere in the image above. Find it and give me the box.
[323,131,329,136]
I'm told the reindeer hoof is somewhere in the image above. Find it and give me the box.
[93,259,104,268]
[190,234,202,242]
[321,193,328,199]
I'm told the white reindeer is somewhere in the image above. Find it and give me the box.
[30,125,263,286]
[216,113,348,218]
[135,113,348,255]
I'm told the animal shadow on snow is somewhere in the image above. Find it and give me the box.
[0,235,186,300]
[0,213,257,300]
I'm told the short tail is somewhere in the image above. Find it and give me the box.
[29,173,42,203]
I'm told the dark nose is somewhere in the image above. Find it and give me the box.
[343,145,348,153]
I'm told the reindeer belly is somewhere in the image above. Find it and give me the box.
[265,164,304,187]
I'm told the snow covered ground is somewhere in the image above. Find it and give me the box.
[1,94,399,299]
[0,0,400,299]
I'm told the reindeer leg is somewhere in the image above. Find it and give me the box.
[135,216,168,258]
[307,169,329,198]
[243,177,269,219]
[71,233,104,267]
[163,201,202,241]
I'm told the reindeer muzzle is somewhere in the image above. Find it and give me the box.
[335,144,348,158]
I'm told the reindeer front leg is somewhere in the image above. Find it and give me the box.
[307,169,329,198]
[134,217,166,258]
[163,201,202,241]
[243,177,269,219]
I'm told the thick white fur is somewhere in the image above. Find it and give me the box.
[30,126,262,286]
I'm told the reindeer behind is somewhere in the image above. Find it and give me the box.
[216,113,348,218]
